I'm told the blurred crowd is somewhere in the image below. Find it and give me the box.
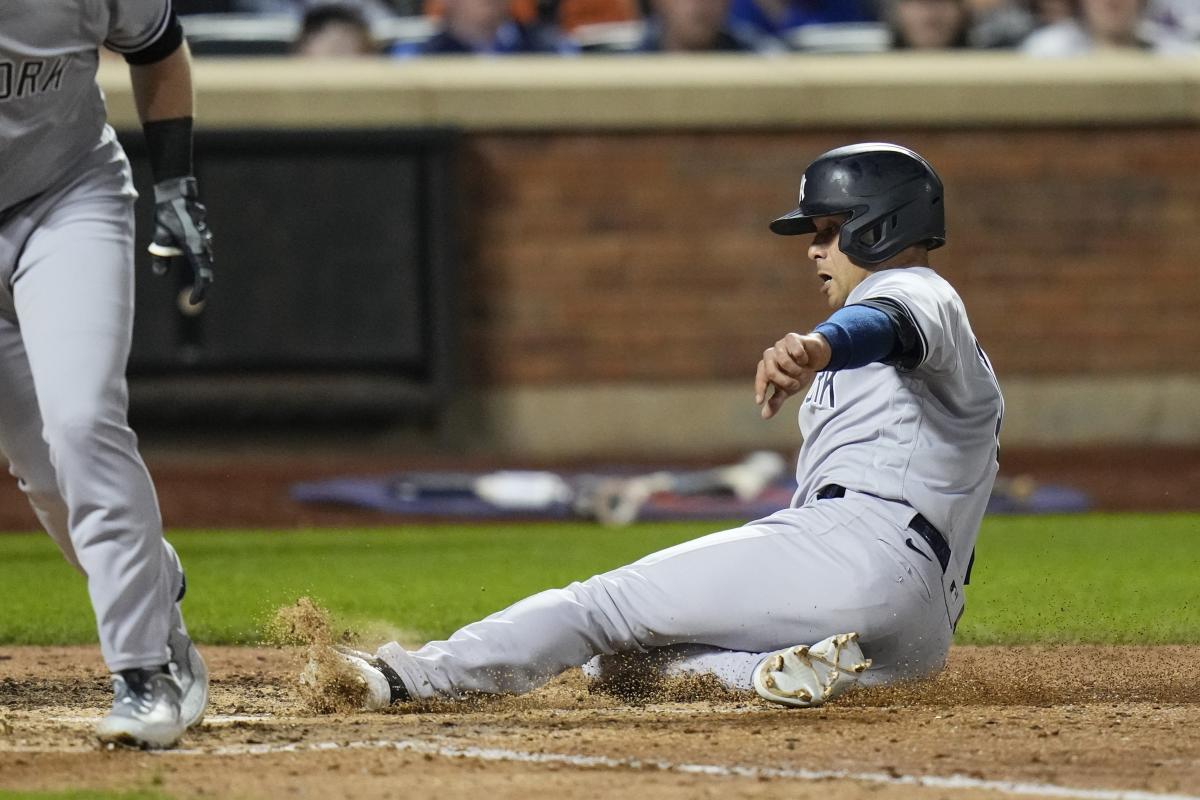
[172,0,1199,57]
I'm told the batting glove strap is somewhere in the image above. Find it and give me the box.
[153,176,200,204]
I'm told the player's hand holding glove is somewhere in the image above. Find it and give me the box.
[148,176,214,305]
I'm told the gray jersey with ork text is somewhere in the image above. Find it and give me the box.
[0,0,169,211]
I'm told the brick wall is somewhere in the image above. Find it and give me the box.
[459,128,1200,386]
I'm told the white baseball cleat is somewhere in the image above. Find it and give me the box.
[302,646,410,710]
[752,632,872,708]
[96,668,186,749]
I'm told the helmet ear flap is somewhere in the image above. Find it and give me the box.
[839,211,889,265]
[841,203,923,265]
[858,217,895,248]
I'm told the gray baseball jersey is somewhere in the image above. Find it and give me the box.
[369,265,1002,700]
[0,0,172,212]
[793,267,1004,586]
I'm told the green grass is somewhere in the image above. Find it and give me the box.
[965,514,1200,644]
[0,514,1196,647]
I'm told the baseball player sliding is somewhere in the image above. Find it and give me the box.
[326,143,1003,708]
[0,2,212,747]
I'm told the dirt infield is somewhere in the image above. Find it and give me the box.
[2,645,1197,799]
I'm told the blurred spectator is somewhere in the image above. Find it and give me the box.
[1150,0,1200,40]
[637,0,779,50]
[1022,0,1197,53]
[727,0,874,38]
[391,0,572,52]
[557,0,641,31]
[884,0,1034,50]
[886,0,970,47]
[1031,0,1075,24]
[480,0,640,31]
[217,0,405,18]
[294,4,378,54]
[963,0,1036,46]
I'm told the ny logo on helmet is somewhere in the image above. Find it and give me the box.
[797,175,806,204]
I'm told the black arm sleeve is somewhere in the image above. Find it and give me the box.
[123,11,185,65]
[856,297,927,371]
[142,117,194,182]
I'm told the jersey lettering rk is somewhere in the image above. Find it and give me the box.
[0,58,69,102]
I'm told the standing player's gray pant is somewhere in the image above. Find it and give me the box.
[378,490,954,698]
[0,133,183,672]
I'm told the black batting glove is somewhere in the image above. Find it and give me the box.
[148,176,214,305]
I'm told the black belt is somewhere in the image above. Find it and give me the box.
[815,484,951,573]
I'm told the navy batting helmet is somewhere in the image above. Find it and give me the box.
[770,143,945,265]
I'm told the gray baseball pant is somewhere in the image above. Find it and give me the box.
[0,132,183,672]
[378,490,954,699]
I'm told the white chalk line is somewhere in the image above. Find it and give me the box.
[13,720,1199,800]
[157,737,1198,800]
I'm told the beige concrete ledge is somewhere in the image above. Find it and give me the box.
[466,375,1200,457]
[99,53,1200,130]
[999,375,1200,445]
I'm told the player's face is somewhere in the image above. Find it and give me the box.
[807,215,872,309]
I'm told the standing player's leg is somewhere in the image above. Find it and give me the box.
[356,497,948,704]
[15,184,175,672]
[0,206,76,565]
[0,336,205,730]
[8,168,204,744]
[0,315,77,567]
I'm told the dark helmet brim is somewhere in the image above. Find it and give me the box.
[769,207,816,236]
[769,206,850,236]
